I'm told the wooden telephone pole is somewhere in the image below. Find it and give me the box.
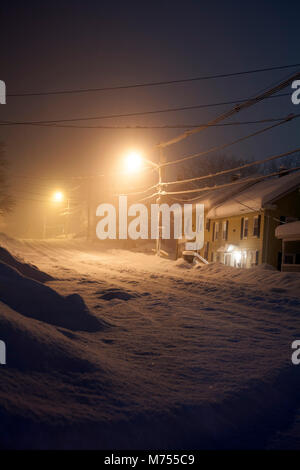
[156,148,166,256]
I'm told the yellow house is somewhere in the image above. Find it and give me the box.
[177,170,300,270]
[204,170,300,269]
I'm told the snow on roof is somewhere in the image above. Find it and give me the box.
[275,220,300,239]
[207,170,300,219]
[189,179,257,210]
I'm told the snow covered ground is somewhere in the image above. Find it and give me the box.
[0,234,300,449]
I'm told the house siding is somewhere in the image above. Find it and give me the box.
[177,184,300,269]
[207,212,264,266]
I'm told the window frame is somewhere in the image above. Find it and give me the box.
[222,220,229,241]
[243,217,249,239]
[215,221,220,240]
[253,215,261,238]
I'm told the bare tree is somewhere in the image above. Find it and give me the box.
[172,152,300,193]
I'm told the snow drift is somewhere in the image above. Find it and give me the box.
[0,261,105,332]
[193,261,300,293]
[0,302,96,372]
[0,244,53,282]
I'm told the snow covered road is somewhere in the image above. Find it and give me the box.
[0,236,300,449]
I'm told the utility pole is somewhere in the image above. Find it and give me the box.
[156,148,166,256]
[156,163,161,256]
[87,177,92,241]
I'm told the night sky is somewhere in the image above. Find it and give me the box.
[0,0,299,234]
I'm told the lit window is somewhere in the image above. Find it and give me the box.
[222,220,229,240]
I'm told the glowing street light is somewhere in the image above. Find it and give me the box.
[124,151,143,173]
[52,190,64,203]
[43,190,67,239]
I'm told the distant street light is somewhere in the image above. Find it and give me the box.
[44,190,69,239]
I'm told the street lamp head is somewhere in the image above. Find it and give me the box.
[52,191,64,203]
[124,151,143,173]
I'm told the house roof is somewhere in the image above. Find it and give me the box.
[189,179,258,210]
[207,170,300,219]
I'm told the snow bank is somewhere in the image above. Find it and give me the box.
[0,262,105,332]
[0,245,53,282]
[193,262,300,293]
[0,302,96,372]
[174,258,193,269]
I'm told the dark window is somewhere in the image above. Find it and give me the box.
[211,252,214,262]
[206,219,211,231]
[240,218,244,239]
[212,222,215,241]
[215,222,220,240]
[253,215,261,237]
[244,218,249,238]
[255,250,259,265]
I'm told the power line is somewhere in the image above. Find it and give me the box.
[160,113,299,169]
[157,71,300,149]
[231,197,286,224]
[162,165,300,196]
[0,93,290,126]
[7,63,300,97]
[114,146,300,199]
[118,183,159,197]
[0,114,294,129]
[162,147,300,187]
[10,113,299,189]
[6,74,299,192]
[137,192,160,203]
